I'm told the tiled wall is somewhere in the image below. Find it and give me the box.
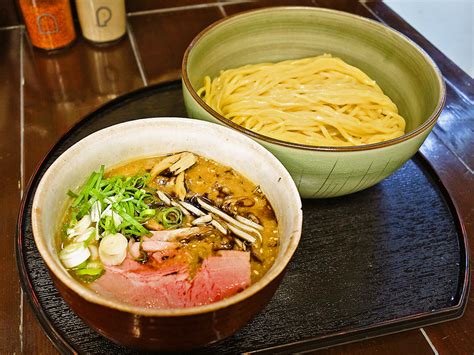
[2,0,235,27]
[0,0,19,26]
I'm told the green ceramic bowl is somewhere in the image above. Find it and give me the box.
[182,7,445,198]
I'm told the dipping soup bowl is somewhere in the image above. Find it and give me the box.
[32,117,302,350]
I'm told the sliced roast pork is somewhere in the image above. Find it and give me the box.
[90,248,251,308]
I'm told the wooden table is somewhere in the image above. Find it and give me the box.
[1,0,472,353]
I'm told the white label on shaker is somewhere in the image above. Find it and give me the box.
[76,0,126,43]
[96,6,112,27]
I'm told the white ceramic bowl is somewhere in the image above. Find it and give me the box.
[32,117,302,350]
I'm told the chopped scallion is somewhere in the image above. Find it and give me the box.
[157,207,183,229]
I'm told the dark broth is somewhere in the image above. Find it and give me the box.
[107,155,279,282]
[59,154,279,287]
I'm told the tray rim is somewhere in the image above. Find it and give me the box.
[15,81,470,354]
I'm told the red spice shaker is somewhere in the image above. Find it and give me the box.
[19,0,76,50]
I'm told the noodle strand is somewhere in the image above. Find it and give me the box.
[198,54,406,146]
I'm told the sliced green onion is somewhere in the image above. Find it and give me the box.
[59,242,90,269]
[66,169,158,241]
[76,268,103,276]
[86,261,102,269]
[67,190,78,198]
[74,227,95,244]
[90,201,101,222]
[75,265,104,283]
[67,215,92,238]
[95,165,105,189]
[135,237,148,264]
[140,209,156,219]
[72,172,99,207]
[73,259,89,270]
[112,211,123,228]
[157,207,183,229]
[99,233,128,266]
[117,210,150,235]
[77,200,93,219]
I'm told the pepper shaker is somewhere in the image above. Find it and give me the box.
[19,0,76,50]
[76,0,126,44]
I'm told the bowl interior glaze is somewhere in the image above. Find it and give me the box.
[185,7,444,135]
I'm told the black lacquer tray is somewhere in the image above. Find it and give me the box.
[17,82,469,354]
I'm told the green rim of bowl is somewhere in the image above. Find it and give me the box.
[182,6,446,152]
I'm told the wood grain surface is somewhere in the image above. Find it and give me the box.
[1,0,472,354]
[0,27,22,355]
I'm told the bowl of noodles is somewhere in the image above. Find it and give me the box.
[181,7,445,198]
[32,117,303,350]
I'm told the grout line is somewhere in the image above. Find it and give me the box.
[445,147,474,175]
[431,130,474,174]
[127,1,251,17]
[127,2,221,17]
[360,1,381,20]
[219,0,255,3]
[127,22,148,87]
[19,27,25,354]
[444,76,472,103]
[218,3,228,17]
[420,328,439,355]
[19,292,24,353]
[20,31,25,198]
[0,24,25,31]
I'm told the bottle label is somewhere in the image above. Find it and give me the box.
[96,6,112,27]
[36,13,59,34]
